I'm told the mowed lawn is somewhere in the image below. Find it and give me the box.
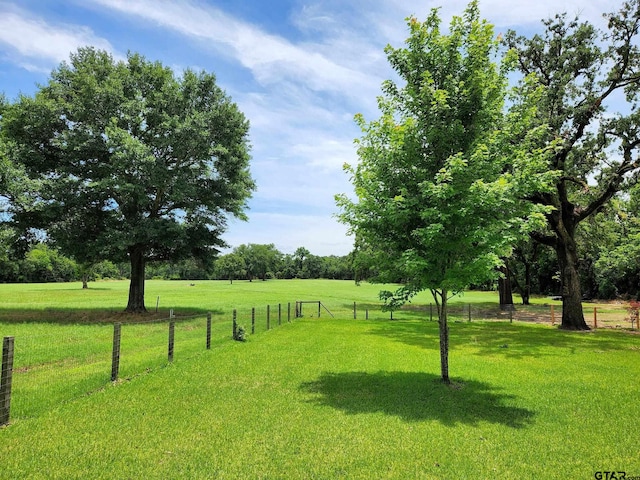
[0,280,639,479]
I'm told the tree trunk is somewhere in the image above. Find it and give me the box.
[126,245,147,313]
[498,264,514,310]
[82,274,88,289]
[556,238,589,330]
[432,289,450,384]
[522,261,531,305]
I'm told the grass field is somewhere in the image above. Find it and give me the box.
[1,280,639,478]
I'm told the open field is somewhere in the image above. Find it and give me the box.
[1,280,639,478]
[0,279,636,327]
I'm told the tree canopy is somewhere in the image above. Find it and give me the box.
[0,47,255,311]
[504,0,640,329]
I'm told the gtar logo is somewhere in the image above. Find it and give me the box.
[595,472,626,480]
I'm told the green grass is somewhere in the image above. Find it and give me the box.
[1,280,639,478]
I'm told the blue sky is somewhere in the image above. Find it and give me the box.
[0,0,614,256]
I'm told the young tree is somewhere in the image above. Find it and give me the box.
[504,1,640,329]
[0,48,254,312]
[214,252,246,284]
[337,2,550,383]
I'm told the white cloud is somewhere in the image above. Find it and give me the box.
[87,0,380,102]
[0,6,118,71]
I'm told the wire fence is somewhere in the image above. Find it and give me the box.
[1,312,235,424]
[2,299,638,427]
[309,300,640,329]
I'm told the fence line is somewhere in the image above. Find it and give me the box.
[2,299,637,427]
[1,312,231,426]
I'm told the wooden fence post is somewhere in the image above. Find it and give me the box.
[206,313,212,349]
[267,305,271,330]
[353,302,357,320]
[251,308,256,334]
[318,301,321,318]
[593,307,597,329]
[468,304,471,322]
[287,303,291,323]
[111,323,121,382]
[278,304,282,326]
[168,320,175,362]
[551,305,555,325]
[1,336,15,426]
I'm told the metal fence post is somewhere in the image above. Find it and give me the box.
[111,323,121,382]
[168,321,175,362]
[1,337,15,426]
[251,308,256,334]
[206,313,212,349]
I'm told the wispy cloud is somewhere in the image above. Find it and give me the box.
[0,5,118,72]
[87,0,380,102]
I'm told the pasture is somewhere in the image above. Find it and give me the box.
[0,280,639,479]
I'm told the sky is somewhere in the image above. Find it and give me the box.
[0,0,617,256]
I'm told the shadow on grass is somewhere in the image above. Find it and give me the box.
[300,371,535,428]
[368,320,634,359]
[0,307,225,324]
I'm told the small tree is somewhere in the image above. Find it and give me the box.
[337,2,551,383]
[1,48,254,311]
[214,252,246,284]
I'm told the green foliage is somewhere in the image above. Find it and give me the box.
[503,0,640,327]
[213,252,246,282]
[338,1,549,310]
[0,47,255,310]
[232,243,282,281]
[20,243,78,283]
[233,325,247,341]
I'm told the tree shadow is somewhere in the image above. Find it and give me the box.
[0,306,224,324]
[300,370,535,428]
[368,320,634,359]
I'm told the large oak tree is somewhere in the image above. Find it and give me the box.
[505,0,640,329]
[0,48,254,312]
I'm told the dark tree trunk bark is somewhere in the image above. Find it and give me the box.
[82,274,88,289]
[498,264,514,310]
[556,237,589,330]
[522,261,531,305]
[126,245,147,313]
[432,289,450,384]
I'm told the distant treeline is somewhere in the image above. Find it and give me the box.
[2,235,640,302]
[0,243,358,283]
